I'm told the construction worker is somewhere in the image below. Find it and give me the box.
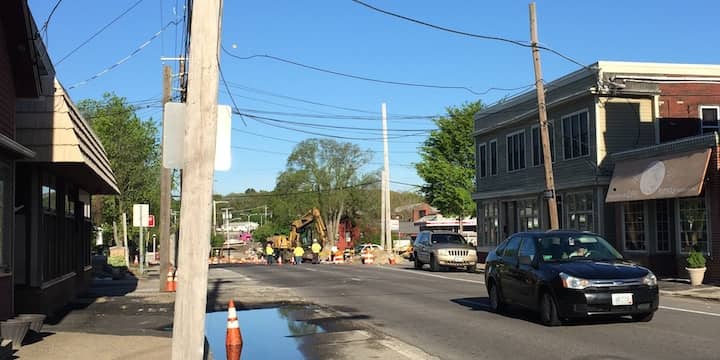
[311,238,322,264]
[265,242,275,265]
[293,245,305,265]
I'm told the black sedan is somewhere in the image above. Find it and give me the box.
[484,230,659,326]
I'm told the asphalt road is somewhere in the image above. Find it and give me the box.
[227,263,720,360]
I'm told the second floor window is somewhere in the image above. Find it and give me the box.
[478,142,487,178]
[700,106,719,134]
[562,111,589,160]
[489,140,498,175]
[506,131,526,172]
[532,123,555,166]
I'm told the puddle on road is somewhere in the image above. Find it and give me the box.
[205,306,325,360]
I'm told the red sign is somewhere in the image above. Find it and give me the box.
[147,215,155,227]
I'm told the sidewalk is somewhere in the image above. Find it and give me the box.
[658,279,720,302]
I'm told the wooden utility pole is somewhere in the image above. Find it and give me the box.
[529,2,559,229]
[381,103,392,252]
[159,65,172,291]
[171,0,223,358]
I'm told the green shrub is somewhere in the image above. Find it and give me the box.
[108,255,126,267]
[686,249,706,268]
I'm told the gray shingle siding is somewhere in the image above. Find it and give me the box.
[474,96,601,199]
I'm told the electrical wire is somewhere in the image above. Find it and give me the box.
[56,0,147,65]
[222,45,522,96]
[219,180,381,199]
[41,0,65,43]
[351,0,589,69]
[249,116,428,141]
[236,112,436,132]
[68,19,181,90]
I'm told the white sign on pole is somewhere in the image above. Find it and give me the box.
[215,105,232,171]
[132,204,150,227]
[390,219,400,232]
[162,102,186,169]
[162,102,232,171]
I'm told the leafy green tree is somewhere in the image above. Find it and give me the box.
[416,101,482,229]
[78,93,161,245]
[276,139,373,247]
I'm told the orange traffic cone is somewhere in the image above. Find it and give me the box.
[133,255,139,265]
[226,300,243,360]
[164,267,175,292]
[278,256,283,266]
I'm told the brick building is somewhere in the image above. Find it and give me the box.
[473,61,720,282]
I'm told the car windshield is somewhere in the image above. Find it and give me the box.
[431,234,467,245]
[537,234,623,262]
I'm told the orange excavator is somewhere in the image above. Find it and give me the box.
[285,208,327,263]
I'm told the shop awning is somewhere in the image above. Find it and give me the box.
[605,148,711,203]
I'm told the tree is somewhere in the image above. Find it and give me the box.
[78,93,161,246]
[276,139,373,247]
[416,101,482,229]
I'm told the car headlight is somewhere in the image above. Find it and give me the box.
[437,249,447,255]
[642,272,657,286]
[559,272,590,290]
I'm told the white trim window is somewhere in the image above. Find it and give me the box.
[517,198,539,231]
[489,139,498,176]
[562,110,589,160]
[477,142,487,178]
[481,201,499,247]
[565,192,594,232]
[678,197,709,253]
[622,201,647,252]
[700,105,720,134]
[531,123,555,166]
[506,131,526,172]
[655,199,671,253]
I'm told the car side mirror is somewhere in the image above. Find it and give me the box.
[518,255,533,266]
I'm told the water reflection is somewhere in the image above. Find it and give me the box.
[205,306,325,360]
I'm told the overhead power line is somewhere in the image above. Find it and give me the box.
[41,0,65,33]
[351,0,588,69]
[222,45,523,96]
[235,112,435,132]
[56,0,147,65]
[68,19,180,90]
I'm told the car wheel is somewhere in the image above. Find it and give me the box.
[413,254,422,269]
[488,281,505,313]
[539,292,561,326]
[631,312,654,322]
[430,255,440,272]
[466,264,476,273]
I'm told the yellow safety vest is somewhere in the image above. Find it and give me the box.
[311,243,321,254]
[265,246,274,256]
[293,247,304,257]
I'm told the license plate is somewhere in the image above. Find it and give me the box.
[611,293,633,306]
[454,257,463,262]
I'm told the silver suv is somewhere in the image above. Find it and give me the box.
[413,231,477,272]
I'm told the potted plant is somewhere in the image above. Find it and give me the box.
[686,248,707,286]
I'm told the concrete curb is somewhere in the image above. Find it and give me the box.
[659,289,720,302]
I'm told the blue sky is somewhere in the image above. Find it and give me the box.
[28,0,720,195]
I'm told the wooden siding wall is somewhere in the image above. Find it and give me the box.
[475,97,599,197]
[596,97,654,168]
[0,18,16,138]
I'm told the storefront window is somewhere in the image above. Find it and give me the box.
[679,197,708,253]
[656,199,671,252]
[517,199,539,231]
[481,201,499,247]
[42,174,56,212]
[623,202,646,251]
[565,192,594,232]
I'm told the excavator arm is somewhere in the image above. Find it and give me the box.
[288,208,327,248]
